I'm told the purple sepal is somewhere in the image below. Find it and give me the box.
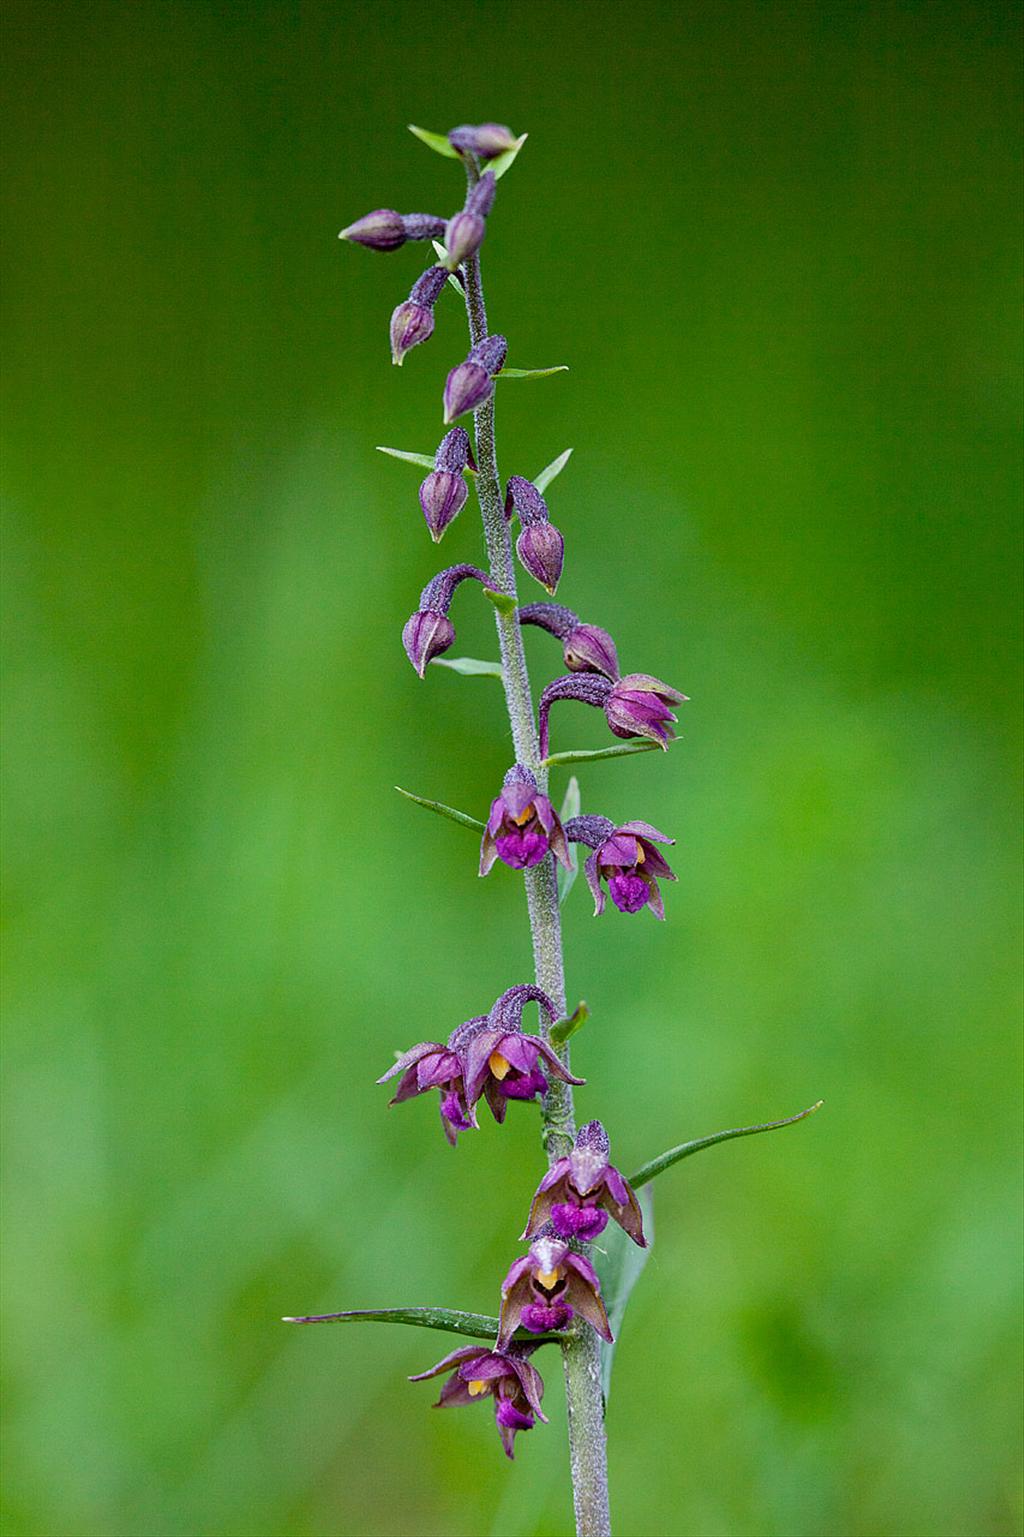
[606,673,688,748]
[480,764,571,875]
[448,123,519,159]
[339,208,406,250]
[443,361,492,423]
[516,522,564,594]
[444,210,486,269]
[390,302,434,366]
[418,471,468,541]
[522,1119,648,1246]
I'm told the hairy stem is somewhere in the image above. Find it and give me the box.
[461,163,611,1537]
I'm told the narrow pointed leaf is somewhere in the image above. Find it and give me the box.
[594,1185,654,1400]
[408,124,461,159]
[487,132,529,181]
[542,740,664,768]
[557,774,581,903]
[551,999,588,1048]
[433,656,504,679]
[498,366,569,380]
[376,446,437,471]
[395,786,485,832]
[629,1102,824,1190]
[282,1305,563,1346]
[431,240,465,293]
[534,448,574,495]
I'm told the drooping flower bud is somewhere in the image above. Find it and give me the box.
[497,1236,612,1348]
[401,564,490,676]
[480,765,571,874]
[522,1120,648,1244]
[339,210,447,250]
[505,477,564,594]
[565,815,676,918]
[518,602,621,681]
[442,335,507,423]
[448,123,520,160]
[409,1343,546,1460]
[417,428,474,541]
[537,671,687,757]
[389,265,448,366]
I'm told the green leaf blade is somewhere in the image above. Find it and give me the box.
[408,125,460,159]
[282,1305,563,1346]
[594,1186,654,1400]
[487,133,529,180]
[542,741,664,769]
[557,774,581,904]
[629,1101,824,1190]
[551,1000,588,1048]
[534,448,574,495]
[376,446,437,471]
[395,786,485,832]
[432,656,504,679]
[498,366,569,380]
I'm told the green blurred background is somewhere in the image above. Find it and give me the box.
[3,2,1021,1534]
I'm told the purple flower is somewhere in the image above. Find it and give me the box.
[448,123,520,160]
[566,815,676,918]
[497,1236,612,1348]
[458,986,584,1124]
[522,1120,647,1245]
[409,1344,546,1459]
[402,564,491,676]
[339,210,447,250]
[418,427,474,541]
[443,334,508,423]
[537,672,687,757]
[505,477,565,595]
[376,1041,476,1146]
[390,265,448,366]
[480,765,571,875]
[518,602,620,681]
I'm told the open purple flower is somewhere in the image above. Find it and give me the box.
[376,1041,476,1146]
[517,602,620,681]
[409,1344,546,1459]
[566,815,676,918]
[402,564,491,676]
[537,672,687,758]
[522,1120,647,1245]
[459,985,584,1123]
[480,765,571,875]
[497,1235,612,1348]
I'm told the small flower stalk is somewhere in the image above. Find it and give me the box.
[300,119,813,1537]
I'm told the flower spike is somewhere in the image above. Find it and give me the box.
[480,764,572,875]
[497,1235,613,1348]
[522,1120,648,1244]
[402,564,490,676]
[518,602,620,680]
[410,1343,546,1459]
[566,815,676,918]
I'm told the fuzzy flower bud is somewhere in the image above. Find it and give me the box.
[505,476,564,594]
[442,334,507,423]
[339,210,447,250]
[537,671,687,757]
[402,564,490,676]
[390,265,448,366]
[518,602,621,680]
[523,1120,648,1244]
[448,124,519,159]
[417,429,474,541]
[566,815,676,919]
[497,1235,612,1348]
[480,764,571,874]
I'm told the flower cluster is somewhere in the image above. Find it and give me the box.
[332,122,684,1467]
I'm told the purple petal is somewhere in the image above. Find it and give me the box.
[608,872,651,914]
[519,1302,573,1334]
[376,1041,444,1084]
[617,819,675,845]
[408,1345,480,1382]
[495,828,549,869]
[551,1202,609,1241]
[583,851,605,916]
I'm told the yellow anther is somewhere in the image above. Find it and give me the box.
[634,844,645,863]
[511,806,534,826]
[489,1051,512,1080]
[467,1379,489,1397]
[534,1268,561,1289]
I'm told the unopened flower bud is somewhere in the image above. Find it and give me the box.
[390,302,434,366]
[564,622,619,679]
[443,211,486,270]
[470,334,507,374]
[434,426,475,474]
[402,610,455,676]
[516,522,564,594]
[419,471,467,541]
[448,124,520,160]
[339,208,406,250]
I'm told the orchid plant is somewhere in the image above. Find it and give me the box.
[286,122,820,1537]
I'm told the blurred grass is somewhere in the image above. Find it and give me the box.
[2,1,1021,1535]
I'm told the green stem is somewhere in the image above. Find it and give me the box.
[461,161,611,1537]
